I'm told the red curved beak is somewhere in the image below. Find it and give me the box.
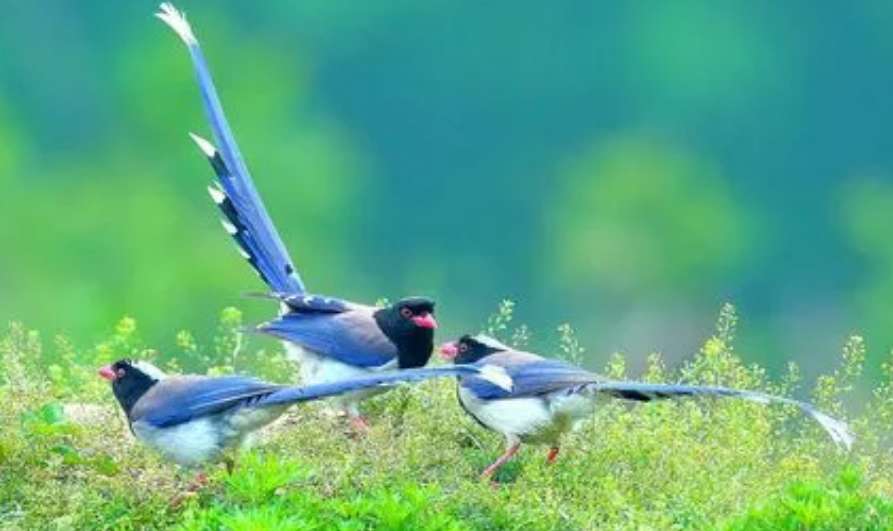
[440,341,458,360]
[411,312,438,329]
[98,365,117,381]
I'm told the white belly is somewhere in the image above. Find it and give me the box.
[284,342,377,383]
[133,418,224,466]
[459,387,597,445]
[284,342,393,415]
[132,405,287,467]
[459,388,551,440]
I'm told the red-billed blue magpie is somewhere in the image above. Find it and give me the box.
[156,4,438,428]
[440,335,853,478]
[99,359,511,467]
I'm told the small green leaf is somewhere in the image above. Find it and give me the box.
[39,403,66,425]
[51,444,84,465]
[90,455,120,476]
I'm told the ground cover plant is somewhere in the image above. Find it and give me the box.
[1,304,892,530]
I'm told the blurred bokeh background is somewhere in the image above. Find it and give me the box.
[2,2,892,380]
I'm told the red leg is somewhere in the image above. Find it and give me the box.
[546,447,560,464]
[480,442,521,479]
[170,471,209,508]
[349,415,370,433]
[190,471,209,490]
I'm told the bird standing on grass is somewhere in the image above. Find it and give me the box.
[98,359,511,469]
[155,4,438,430]
[440,335,854,479]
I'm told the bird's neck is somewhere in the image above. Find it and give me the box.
[113,375,158,418]
[373,310,434,369]
[394,329,434,368]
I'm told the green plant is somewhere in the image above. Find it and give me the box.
[1,304,891,529]
[723,467,893,530]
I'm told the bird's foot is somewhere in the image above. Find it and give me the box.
[169,491,196,509]
[546,447,560,464]
[169,473,208,509]
[349,415,371,435]
[190,471,209,489]
[479,442,521,482]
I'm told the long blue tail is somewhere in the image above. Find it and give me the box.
[581,382,854,450]
[259,364,513,407]
[157,3,304,296]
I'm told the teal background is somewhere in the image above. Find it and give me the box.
[2,2,893,379]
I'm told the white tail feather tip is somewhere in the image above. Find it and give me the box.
[479,365,513,392]
[811,410,854,451]
[235,245,252,260]
[220,219,238,235]
[189,132,217,158]
[156,3,197,45]
[207,185,226,204]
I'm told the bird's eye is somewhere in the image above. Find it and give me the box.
[117,369,126,378]
[459,344,468,353]
[400,307,413,318]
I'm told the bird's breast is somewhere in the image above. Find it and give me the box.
[285,342,381,384]
[132,418,223,467]
[458,387,557,443]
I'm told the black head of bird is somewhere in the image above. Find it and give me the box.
[439,334,508,364]
[375,296,437,368]
[99,359,167,418]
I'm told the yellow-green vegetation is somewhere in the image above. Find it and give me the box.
[2,305,892,530]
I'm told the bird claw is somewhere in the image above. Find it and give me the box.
[169,491,197,509]
[190,472,209,489]
[169,471,209,508]
[347,415,370,437]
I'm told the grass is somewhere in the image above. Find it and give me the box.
[2,304,893,529]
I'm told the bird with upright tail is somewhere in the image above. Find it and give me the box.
[155,4,438,430]
[440,335,854,479]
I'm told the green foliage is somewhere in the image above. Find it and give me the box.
[556,323,585,365]
[724,467,893,531]
[2,305,893,529]
[2,1,893,394]
[482,300,532,351]
[550,136,755,297]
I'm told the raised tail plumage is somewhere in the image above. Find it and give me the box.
[156,3,304,296]
[259,364,513,407]
[581,381,854,450]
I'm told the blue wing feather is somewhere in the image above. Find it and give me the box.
[462,358,597,400]
[137,364,510,428]
[280,294,352,314]
[259,364,492,407]
[138,376,283,428]
[257,313,396,368]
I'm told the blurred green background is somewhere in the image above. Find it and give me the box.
[2,2,893,378]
